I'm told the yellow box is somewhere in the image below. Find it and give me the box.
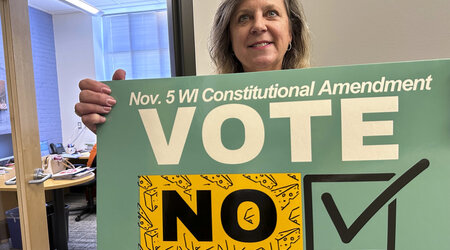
[139,173,303,250]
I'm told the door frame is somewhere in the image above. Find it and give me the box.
[0,0,49,249]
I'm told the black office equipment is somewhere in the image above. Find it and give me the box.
[69,146,97,221]
[50,143,65,154]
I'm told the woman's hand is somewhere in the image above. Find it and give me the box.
[74,69,126,133]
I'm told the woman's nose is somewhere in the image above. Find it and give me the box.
[250,15,267,34]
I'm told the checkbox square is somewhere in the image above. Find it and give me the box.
[303,159,428,250]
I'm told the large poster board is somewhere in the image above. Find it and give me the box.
[98,59,450,249]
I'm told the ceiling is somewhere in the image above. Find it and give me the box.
[28,0,166,15]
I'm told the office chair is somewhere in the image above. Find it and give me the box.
[69,145,97,221]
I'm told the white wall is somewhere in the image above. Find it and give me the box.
[193,0,450,74]
[193,0,221,75]
[53,12,97,150]
[302,0,450,67]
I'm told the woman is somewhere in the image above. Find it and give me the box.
[75,0,311,133]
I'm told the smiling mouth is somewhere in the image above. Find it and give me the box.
[249,42,272,48]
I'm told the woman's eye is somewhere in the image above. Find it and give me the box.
[267,10,278,17]
[238,15,249,23]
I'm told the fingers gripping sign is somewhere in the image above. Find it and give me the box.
[75,69,126,133]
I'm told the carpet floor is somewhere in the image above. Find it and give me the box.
[0,192,97,250]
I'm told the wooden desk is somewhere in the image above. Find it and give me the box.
[0,173,94,191]
[64,152,90,165]
[77,152,90,160]
[0,173,95,250]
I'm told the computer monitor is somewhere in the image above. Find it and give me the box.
[0,141,50,166]
[0,133,13,165]
[40,141,50,156]
[0,155,13,166]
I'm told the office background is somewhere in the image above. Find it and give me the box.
[0,6,62,159]
[0,0,448,244]
[0,5,64,240]
[2,0,448,159]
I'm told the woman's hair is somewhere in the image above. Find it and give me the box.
[209,0,311,74]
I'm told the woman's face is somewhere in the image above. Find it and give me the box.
[229,0,292,72]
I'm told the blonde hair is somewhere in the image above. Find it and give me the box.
[209,0,311,74]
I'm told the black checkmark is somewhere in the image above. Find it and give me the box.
[321,159,429,244]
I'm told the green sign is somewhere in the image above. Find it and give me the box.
[98,59,450,249]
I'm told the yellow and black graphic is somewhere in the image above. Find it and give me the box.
[243,174,277,190]
[139,173,303,250]
[201,174,233,189]
[161,175,192,189]
[139,176,153,190]
[138,203,153,231]
[276,228,301,250]
[271,184,299,210]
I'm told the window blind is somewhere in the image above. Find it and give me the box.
[102,10,171,80]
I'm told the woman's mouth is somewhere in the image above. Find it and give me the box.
[249,42,272,48]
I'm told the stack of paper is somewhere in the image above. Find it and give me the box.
[52,167,95,180]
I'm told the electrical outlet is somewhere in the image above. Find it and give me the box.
[77,122,82,129]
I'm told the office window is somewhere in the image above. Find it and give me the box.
[102,10,171,80]
[0,17,10,136]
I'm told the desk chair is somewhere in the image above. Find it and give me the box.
[69,145,97,221]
